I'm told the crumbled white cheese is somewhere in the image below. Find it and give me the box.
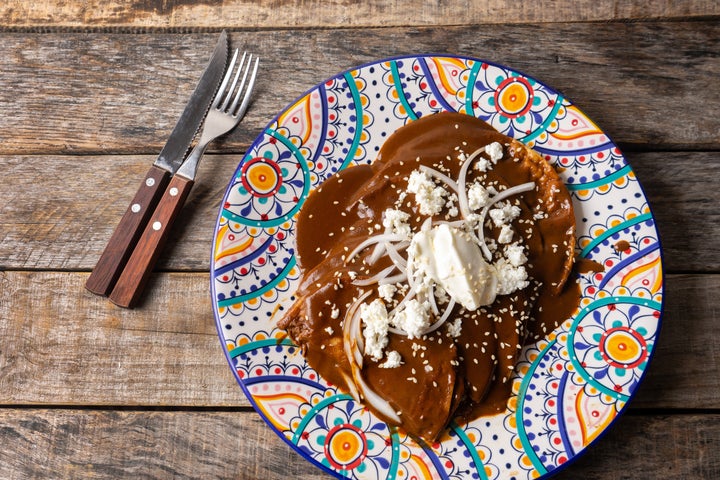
[445,193,459,217]
[486,142,504,163]
[391,299,431,339]
[324,326,334,335]
[485,237,498,254]
[467,182,491,210]
[396,190,407,204]
[360,299,390,361]
[379,350,403,368]
[407,170,447,216]
[377,283,397,303]
[474,157,491,173]
[464,212,481,229]
[446,318,463,338]
[498,224,514,244]
[504,243,528,267]
[382,208,411,239]
[407,170,431,195]
[330,306,340,319]
[494,259,529,295]
[489,201,521,227]
[434,285,449,304]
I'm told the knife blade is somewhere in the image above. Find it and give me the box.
[85,31,229,296]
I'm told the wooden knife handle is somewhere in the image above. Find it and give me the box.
[109,174,194,308]
[85,165,171,296]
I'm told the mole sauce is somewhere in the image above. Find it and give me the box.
[278,112,580,441]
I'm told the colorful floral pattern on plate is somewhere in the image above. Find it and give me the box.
[211,55,663,480]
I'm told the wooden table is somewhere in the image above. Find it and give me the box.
[1,2,718,478]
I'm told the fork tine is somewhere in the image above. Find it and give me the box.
[233,56,259,120]
[221,51,247,112]
[229,54,253,114]
[213,49,239,109]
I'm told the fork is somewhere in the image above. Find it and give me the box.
[109,50,259,308]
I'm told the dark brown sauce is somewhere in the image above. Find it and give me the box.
[615,239,631,252]
[575,257,605,274]
[279,112,580,441]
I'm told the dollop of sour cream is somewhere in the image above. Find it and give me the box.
[408,223,497,310]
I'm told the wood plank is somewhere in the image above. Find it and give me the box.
[0,270,245,407]
[1,0,718,29]
[0,409,323,479]
[0,409,717,479]
[629,273,720,409]
[628,151,720,274]
[0,23,718,155]
[1,151,716,273]
[0,271,716,409]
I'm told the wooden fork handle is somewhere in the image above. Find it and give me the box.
[85,165,170,296]
[109,174,194,308]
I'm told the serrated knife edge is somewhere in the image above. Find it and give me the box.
[155,30,229,174]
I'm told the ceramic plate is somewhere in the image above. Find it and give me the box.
[210,55,663,479]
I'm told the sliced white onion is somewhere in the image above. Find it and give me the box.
[435,219,465,229]
[352,264,397,287]
[387,326,406,336]
[420,298,456,335]
[353,370,402,423]
[341,372,360,400]
[476,222,493,261]
[419,165,459,194]
[457,147,485,219]
[345,233,406,264]
[367,244,387,265]
[343,290,372,369]
[367,225,392,265]
[385,242,408,270]
[426,283,439,316]
[388,282,418,318]
[490,181,536,205]
[378,272,407,285]
[340,290,402,425]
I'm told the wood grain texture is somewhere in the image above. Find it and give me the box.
[0,409,717,479]
[0,23,718,156]
[0,409,323,479]
[1,151,717,272]
[0,271,245,407]
[0,271,715,409]
[1,0,718,29]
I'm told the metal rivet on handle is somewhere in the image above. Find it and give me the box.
[131,203,141,213]
[146,178,156,187]
[169,187,179,197]
[152,221,162,231]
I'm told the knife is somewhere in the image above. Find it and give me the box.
[85,31,229,296]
